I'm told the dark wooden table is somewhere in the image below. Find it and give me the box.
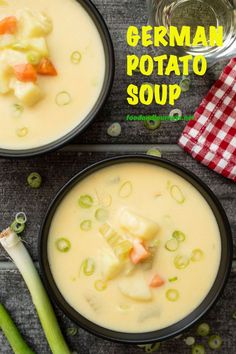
[0,0,235,353]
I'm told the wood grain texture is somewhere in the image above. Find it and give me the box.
[0,268,235,354]
[69,0,229,145]
[0,150,235,261]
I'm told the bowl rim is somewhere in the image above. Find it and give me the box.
[39,154,233,344]
[0,0,115,158]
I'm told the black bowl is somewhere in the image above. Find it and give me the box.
[0,0,114,158]
[39,155,233,344]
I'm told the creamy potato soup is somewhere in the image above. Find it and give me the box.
[48,163,221,333]
[0,0,105,149]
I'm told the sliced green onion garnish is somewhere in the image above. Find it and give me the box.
[80,220,92,231]
[168,277,178,283]
[27,172,42,189]
[55,238,71,253]
[146,148,162,158]
[191,249,204,262]
[197,323,210,337]
[172,230,186,242]
[10,220,25,234]
[15,212,27,224]
[165,238,179,252]
[174,255,190,269]
[184,336,195,346]
[144,120,161,131]
[55,91,71,106]
[170,185,185,204]
[208,335,222,349]
[70,51,82,64]
[16,127,28,138]
[66,327,78,336]
[12,103,24,118]
[95,208,109,222]
[12,41,28,50]
[180,78,191,92]
[27,51,41,65]
[94,280,107,291]
[166,289,179,302]
[192,344,205,354]
[119,181,132,198]
[232,311,236,320]
[81,258,95,276]
[78,195,93,208]
[107,122,121,137]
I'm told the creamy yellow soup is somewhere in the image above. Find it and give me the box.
[48,163,221,333]
[0,0,105,149]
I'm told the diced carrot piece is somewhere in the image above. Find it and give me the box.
[130,240,150,265]
[149,274,165,288]
[0,16,17,35]
[13,64,37,83]
[37,58,57,76]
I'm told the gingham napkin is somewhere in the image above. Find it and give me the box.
[179,58,236,182]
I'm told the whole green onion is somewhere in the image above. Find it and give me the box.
[0,303,34,354]
[0,228,70,354]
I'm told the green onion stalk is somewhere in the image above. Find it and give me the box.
[0,228,71,354]
[0,303,35,354]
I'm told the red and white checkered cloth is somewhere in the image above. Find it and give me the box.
[179,58,236,182]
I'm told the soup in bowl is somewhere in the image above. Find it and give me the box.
[40,156,232,343]
[0,0,114,157]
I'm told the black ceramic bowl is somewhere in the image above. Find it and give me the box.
[0,0,114,158]
[39,155,233,344]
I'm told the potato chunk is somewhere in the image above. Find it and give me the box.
[27,38,48,57]
[18,9,52,38]
[1,49,27,66]
[10,80,43,106]
[100,250,122,280]
[118,274,152,301]
[0,34,15,49]
[119,209,159,240]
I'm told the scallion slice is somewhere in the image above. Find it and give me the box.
[70,51,82,64]
[144,119,161,131]
[139,342,161,353]
[208,335,222,349]
[94,280,107,291]
[146,148,162,158]
[170,185,185,204]
[180,78,191,92]
[95,208,109,223]
[78,195,93,208]
[107,122,121,137]
[10,220,25,234]
[174,255,190,269]
[168,277,178,283]
[27,172,42,189]
[66,327,78,336]
[184,336,195,346]
[172,230,186,242]
[166,289,179,302]
[192,344,205,354]
[55,238,71,253]
[80,220,92,231]
[191,249,204,262]
[197,323,210,337]
[55,91,71,106]
[81,258,95,276]
[165,238,179,252]
[15,212,27,224]
[119,181,132,198]
[16,127,28,138]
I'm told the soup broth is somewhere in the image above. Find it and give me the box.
[48,163,221,333]
[0,0,105,149]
